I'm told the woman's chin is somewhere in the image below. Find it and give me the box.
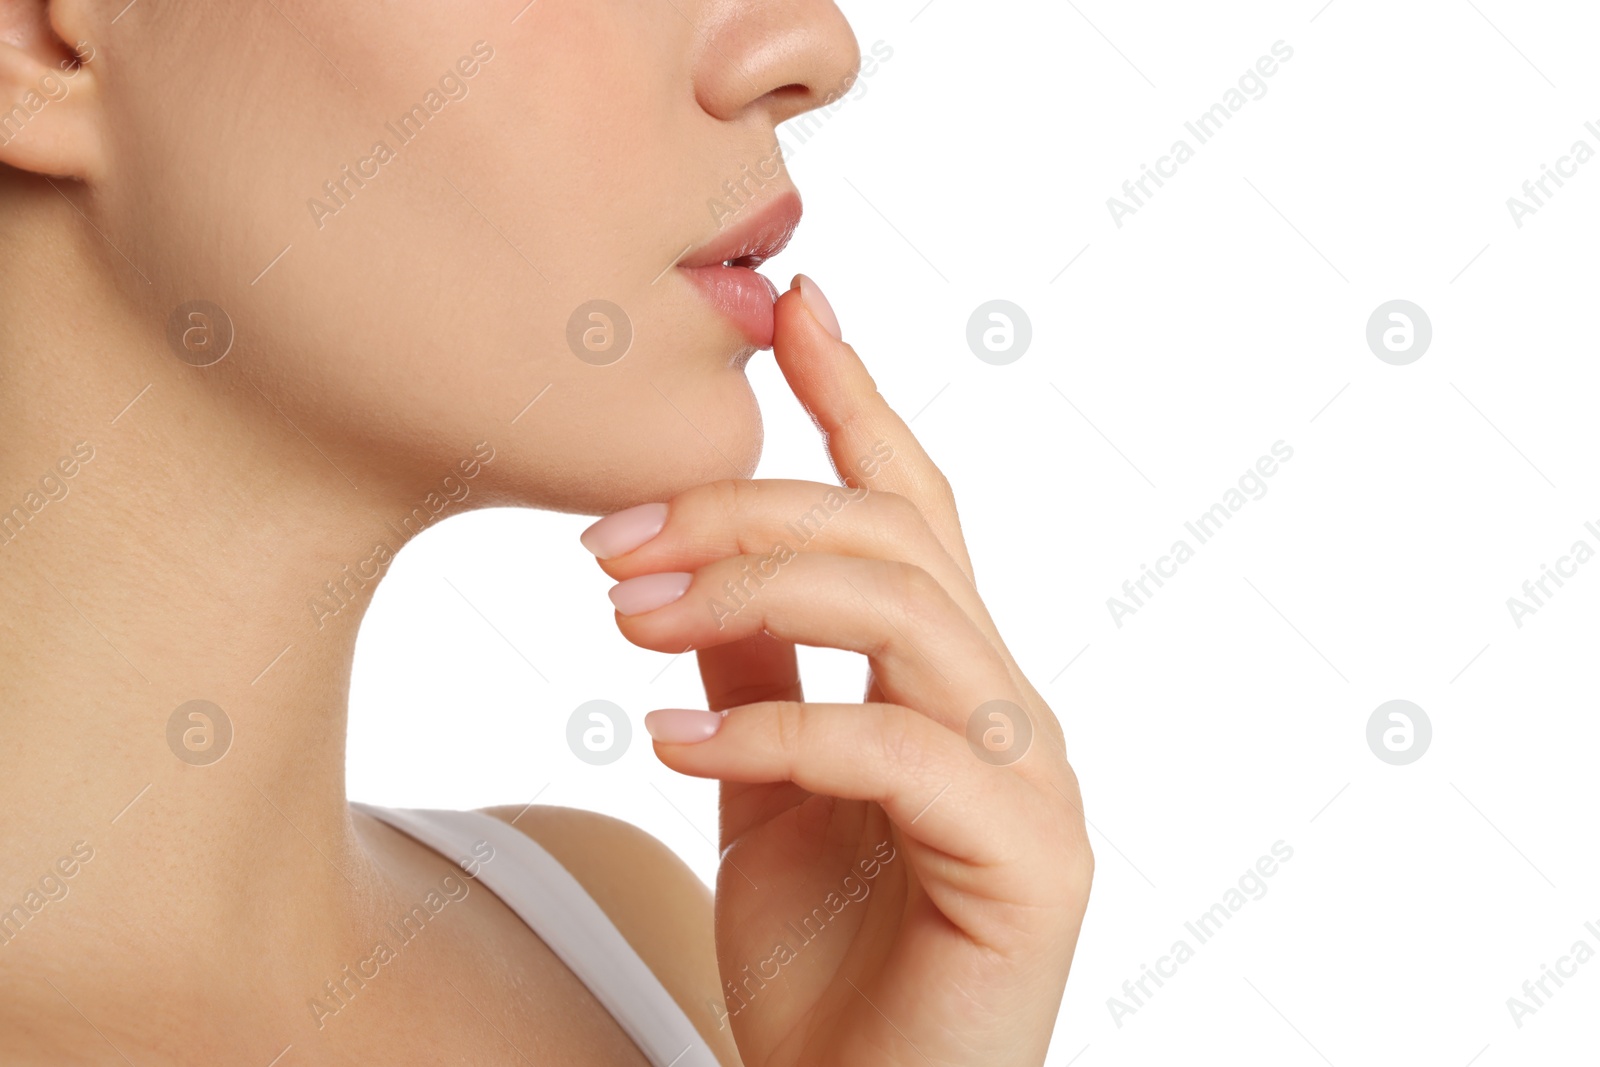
[630,379,765,503]
[475,374,765,517]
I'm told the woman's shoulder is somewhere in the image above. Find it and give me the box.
[476,804,741,1065]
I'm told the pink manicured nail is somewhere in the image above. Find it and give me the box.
[645,708,724,743]
[608,572,692,615]
[580,502,669,559]
[793,273,842,341]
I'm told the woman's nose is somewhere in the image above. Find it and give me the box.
[693,0,862,128]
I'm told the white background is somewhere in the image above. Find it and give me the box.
[349,2,1600,1062]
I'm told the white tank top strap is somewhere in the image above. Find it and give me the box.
[353,803,719,1067]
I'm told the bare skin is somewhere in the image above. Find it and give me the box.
[0,0,1090,1063]
[598,289,1092,1066]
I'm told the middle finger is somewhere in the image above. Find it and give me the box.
[607,551,1016,734]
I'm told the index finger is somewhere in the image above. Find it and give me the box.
[771,274,974,579]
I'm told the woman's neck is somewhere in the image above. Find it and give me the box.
[0,269,417,977]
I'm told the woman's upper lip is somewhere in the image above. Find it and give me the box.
[677,191,804,270]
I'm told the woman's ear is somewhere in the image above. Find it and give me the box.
[0,0,103,179]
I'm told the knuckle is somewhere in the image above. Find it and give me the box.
[871,704,930,780]
[671,479,733,534]
[890,561,947,627]
[1056,777,1095,876]
[887,558,930,597]
[1079,840,1097,884]
[706,477,753,521]
[1063,837,1096,906]
[833,391,874,436]
[705,479,772,558]
[871,490,926,538]
[770,700,809,761]
[925,467,962,522]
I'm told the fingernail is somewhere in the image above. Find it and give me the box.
[644,708,724,744]
[792,273,842,341]
[580,502,669,559]
[608,572,692,615]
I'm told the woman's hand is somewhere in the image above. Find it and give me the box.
[583,277,1092,1067]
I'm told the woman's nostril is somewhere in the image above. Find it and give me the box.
[770,83,813,109]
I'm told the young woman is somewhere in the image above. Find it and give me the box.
[0,0,1092,1063]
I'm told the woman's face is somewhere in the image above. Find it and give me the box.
[85,0,859,513]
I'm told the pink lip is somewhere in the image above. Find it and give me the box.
[678,192,803,351]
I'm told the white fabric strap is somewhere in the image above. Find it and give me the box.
[354,803,719,1067]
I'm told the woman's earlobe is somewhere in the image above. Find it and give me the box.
[0,35,104,180]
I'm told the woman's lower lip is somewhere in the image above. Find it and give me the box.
[680,264,780,350]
